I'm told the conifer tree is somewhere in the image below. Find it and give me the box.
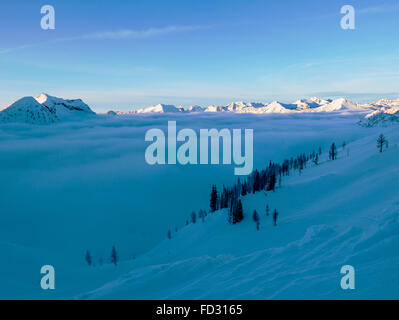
[198,209,206,223]
[85,250,92,266]
[377,134,388,153]
[267,172,276,191]
[329,143,338,160]
[110,246,118,266]
[233,200,244,224]
[210,185,218,212]
[273,209,279,226]
[313,153,319,165]
[241,183,247,196]
[191,211,197,224]
[253,210,260,231]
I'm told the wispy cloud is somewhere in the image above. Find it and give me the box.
[0,25,209,54]
[359,3,399,14]
[0,44,36,54]
[68,25,208,41]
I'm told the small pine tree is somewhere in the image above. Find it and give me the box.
[267,173,276,192]
[210,185,218,212]
[167,230,172,240]
[241,184,247,196]
[329,143,338,160]
[266,204,270,217]
[190,211,197,224]
[110,246,118,266]
[85,250,92,266]
[233,200,244,224]
[253,210,260,231]
[377,134,388,153]
[273,209,279,226]
[313,153,319,165]
[198,209,206,223]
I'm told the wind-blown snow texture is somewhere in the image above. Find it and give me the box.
[0,95,398,299]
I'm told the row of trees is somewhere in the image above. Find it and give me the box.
[252,206,279,230]
[167,209,208,240]
[85,246,118,267]
[209,147,325,226]
[168,134,390,239]
[166,140,358,241]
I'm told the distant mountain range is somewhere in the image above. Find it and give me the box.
[1,93,399,125]
[116,97,399,115]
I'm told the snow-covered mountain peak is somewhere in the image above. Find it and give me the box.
[372,98,399,108]
[6,96,41,108]
[205,105,227,113]
[293,97,330,109]
[35,93,95,115]
[187,105,204,112]
[136,104,184,114]
[35,93,51,104]
[0,96,57,124]
[262,101,296,113]
[0,94,95,124]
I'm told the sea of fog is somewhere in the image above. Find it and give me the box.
[0,112,372,298]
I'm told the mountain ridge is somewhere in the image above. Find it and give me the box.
[2,93,399,125]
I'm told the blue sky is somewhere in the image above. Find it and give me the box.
[1,0,399,111]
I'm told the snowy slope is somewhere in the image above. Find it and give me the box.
[77,123,399,300]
